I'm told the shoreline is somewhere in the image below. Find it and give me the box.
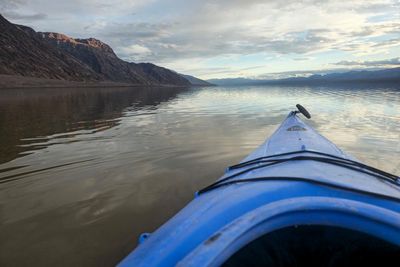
[0,74,193,89]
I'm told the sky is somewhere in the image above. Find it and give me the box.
[1,0,400,79]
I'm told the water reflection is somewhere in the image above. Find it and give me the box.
[0,86,188,163]
[0,84,399,266]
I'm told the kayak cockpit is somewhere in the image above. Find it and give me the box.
[222,225,399,267]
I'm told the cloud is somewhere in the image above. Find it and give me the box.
[293,57,313,61]
[1,0,152,25]
[354,1,400,13]
[87,0,400,65]
[100,22,173,40]
[0,0,25,10]
[346,23,400,38]
[180,65,267,77]
[334,57,400,67]
[2,11,47,21]
[117,44,152,61]
[372,38,400,48]
[97,24,335,64]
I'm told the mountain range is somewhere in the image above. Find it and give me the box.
[208,68,400,86]
[0,15,212,87]
[2,14,398,88]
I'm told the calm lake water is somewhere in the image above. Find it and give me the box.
[0,85,399,266]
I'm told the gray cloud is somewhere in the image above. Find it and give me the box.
[293,57,313,61]
[182,65,267,77]
[86,1,399,65]
[372,38,400,48]
[334,57,400,67]
[3,11,47,21]
[100,22,173,40]
[349,23,400,37]
[355,2,400,13]
[0,0,25,10]
[102,23,334,63]
[1,0,47,22]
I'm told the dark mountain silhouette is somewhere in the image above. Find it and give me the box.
[0,15,208,86]
[208,68,400,86]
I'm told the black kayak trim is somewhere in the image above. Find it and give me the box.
[229,150,398,182]
[227,156,399,185]
[197,176,400,203]
[198,150,399,197]
[224,150,399,184]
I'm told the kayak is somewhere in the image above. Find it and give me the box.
[119,105,400,267]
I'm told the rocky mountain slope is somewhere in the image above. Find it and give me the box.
[0,15,206,86]
[0,15,99,81]
[39,32,190,85]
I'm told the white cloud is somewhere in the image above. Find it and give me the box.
[117,44,152,61]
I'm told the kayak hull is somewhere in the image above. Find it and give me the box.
[119,111,400,267]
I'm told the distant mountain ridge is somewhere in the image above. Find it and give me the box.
[0,15,208,86]
[208,68,400,86]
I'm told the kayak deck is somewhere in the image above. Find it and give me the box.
[241,111,348,161]
[119,110,400,267]
[207,112,400,202]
